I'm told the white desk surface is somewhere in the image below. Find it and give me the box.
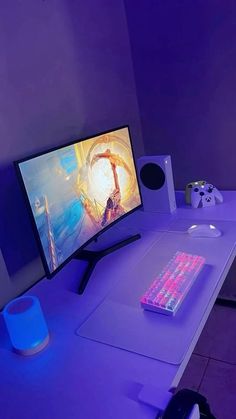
[1,191,236,419]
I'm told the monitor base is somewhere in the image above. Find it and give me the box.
[75,233,141,294]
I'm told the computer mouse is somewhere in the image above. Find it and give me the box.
[187,224,222,238]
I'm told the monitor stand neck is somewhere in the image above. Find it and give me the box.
[74,233,141,294]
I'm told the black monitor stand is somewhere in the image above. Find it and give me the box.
[75,233,141,294]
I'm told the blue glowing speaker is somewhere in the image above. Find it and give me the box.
[3,295,49,355]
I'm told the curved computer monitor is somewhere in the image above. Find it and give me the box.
[15,126,142,290]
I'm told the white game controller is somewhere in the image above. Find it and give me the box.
[191,183,223,208]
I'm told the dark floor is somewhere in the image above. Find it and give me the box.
[177,302,236,419]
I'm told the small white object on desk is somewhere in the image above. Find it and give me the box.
[187,224,222,238]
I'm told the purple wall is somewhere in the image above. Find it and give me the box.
[0,0,144,307]
[124,0,236,189]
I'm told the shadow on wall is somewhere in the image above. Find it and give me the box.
[0,0,144,301]
[0,163,40,276]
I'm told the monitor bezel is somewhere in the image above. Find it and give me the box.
[14,125,143,278]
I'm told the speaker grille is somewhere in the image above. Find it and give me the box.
[140,162,165,190]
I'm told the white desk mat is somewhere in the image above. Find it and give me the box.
[77,224,236,365]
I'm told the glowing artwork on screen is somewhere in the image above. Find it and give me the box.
[19,127,141,273]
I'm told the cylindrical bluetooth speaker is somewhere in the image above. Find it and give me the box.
[3,295,49,355]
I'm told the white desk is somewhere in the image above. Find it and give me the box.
[1,191,236,419]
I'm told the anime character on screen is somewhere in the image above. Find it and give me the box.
[90,148,132,226]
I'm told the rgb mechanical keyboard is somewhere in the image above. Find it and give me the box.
[140,251,205,316]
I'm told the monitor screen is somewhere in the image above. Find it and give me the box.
[16,126,142,276]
